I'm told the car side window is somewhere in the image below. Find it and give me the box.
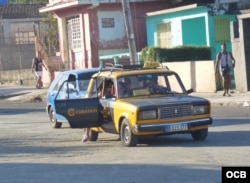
[53,74,80,100]
[79,80,90,91]
[54,74,68,92]
[49,73,64,93]
[55,81,76,100]
[88,77,105,98]
[98,78,114,98]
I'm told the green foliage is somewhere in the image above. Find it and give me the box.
[140,46,212,62]
[141,47,162,62]
[40,12,59,55]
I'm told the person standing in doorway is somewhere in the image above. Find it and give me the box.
[215,43,236,96]
[31,52,47,89]
[82,79,114,143]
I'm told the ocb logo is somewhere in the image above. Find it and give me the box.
[222,167,250,183]
[226,171,247,179]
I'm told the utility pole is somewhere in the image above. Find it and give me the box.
[0,45,2,83]
[121,0,138,64]
[18,28,23,85]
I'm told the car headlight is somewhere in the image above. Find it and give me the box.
[139,110,157,120]
[192,105,208,115]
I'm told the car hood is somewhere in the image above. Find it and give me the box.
[124,95,209,109]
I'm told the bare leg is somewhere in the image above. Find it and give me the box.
[223,74,231,96]
[223,74,227,96]
[38,76,42,88]
[82,128,90,142]
[228,74,231,90]
[36,77,40,88]
[227,74,231,96]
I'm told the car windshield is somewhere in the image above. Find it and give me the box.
[116,73,185,98]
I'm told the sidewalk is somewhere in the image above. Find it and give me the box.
[190,91,250,107]
[0,84,249,107]
[0,85,48,103]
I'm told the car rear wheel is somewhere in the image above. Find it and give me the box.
[89,130,99,141]
[49,108,62,128]
[191,128,208,140]
[120,118,138,147]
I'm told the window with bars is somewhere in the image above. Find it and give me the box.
[157,22,172,48]
[15,31,35,44]
[67,16,82,50]
[214,17,230,43]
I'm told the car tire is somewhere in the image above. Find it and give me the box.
[89,130,99,141]
[49,108,62,128]
[120,118,138,147]
[191,128,208,140]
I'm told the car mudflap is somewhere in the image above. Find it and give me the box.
[54,97,103,128]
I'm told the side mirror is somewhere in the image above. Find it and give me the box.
[186,89,193,94]
[68,74,76,82]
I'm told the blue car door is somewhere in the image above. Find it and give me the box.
[54,97,103,128]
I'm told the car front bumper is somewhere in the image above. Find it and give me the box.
[133,117,212,133]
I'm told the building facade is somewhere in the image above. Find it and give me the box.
[39,0,174,69]
[145,1,250,92]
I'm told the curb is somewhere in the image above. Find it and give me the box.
[1,86,249,107]
[211,101,248,107]
[6,91,47,102]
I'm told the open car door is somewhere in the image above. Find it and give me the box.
[54,98,102,128]
[54,76,103,128]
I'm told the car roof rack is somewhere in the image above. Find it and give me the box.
[100,62,169,73]
[117,64,144,69]
[103,63,143,70]
[98,63,123,74]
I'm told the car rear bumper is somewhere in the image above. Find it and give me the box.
[133,117,213,133]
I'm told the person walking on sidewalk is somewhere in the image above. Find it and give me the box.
[31,52,47,89]
[215,43,236,97]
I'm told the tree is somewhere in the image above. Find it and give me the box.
[40,12,59,56]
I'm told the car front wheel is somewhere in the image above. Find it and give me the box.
[120,118,138,147]
[49,108,62,128]
[191,128,208,140]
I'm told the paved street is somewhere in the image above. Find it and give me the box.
[0,100,249,183]
[0,84,250,183]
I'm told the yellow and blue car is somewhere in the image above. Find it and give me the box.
[48,64,212,146]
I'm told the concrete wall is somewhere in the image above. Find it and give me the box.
[231,14,250,92]
[0,60,217,92]
[163,60,216,92]
[0,44,35,70]
[232,38,247,92]
[0,68,51,87]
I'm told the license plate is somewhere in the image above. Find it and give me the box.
[166,123,188,132]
